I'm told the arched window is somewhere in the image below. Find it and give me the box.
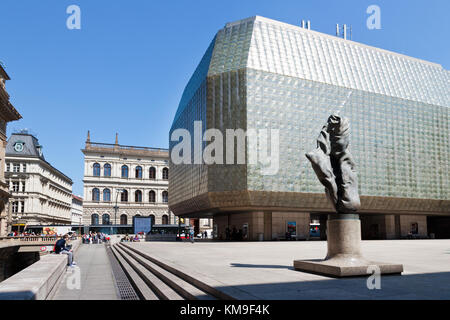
[135,166,142,179]
[135,190,142,202]
[121,165,129,178]
[149,167,156,179]
[162,191,168,203]
[120,214,128,225]
[92,188,100,201]
[103,188,111,202]
[149,190,156,203]
[149,214,155,226]
[91,214,99,225]
[93,163,100,176]
[121,190,128,202]
[162,214,169,225]
[104,163,111,177]
[102,214,110,225]
[162,167,169,180]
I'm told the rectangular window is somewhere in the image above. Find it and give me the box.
[12,201,19,213]
[6,163,10,172]
[12,181,19,192]
[21,182,25,192]
[22,164,27,172]
[13,163,20,172]
[21,201,25,213]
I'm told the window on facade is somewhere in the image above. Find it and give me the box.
[104,163,111,177]
[135,166,142,179]
[121,165,129,178]
[120,214,128,225]
[91,214,99,225]
[149,167,156,179]
[102,214,110,225]
[13,163,20,173]
[162,167,169,180]
[162,191,168,203]
[92,188,100,201]
[12,201,19,213]
[149,190,156,203]
[103,189,111,202]
[12,181,19,192]
[121,190,128,202]
[93,163,101,176]
[135,190,142,202]
[21,182,25,192]
[162,215,169,225]
[6,163,10,172]
[22,164,27,172]
[20,201,25,213]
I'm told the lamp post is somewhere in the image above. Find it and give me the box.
[112,189,124,235]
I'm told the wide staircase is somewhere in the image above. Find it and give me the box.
[109,242,235,300]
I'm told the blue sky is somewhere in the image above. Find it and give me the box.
[1,0,448,196]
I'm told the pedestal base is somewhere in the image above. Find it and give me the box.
[294,256,403,278]
[293,214,403,277]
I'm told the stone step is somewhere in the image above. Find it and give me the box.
[117,243,215,300]
[110,245,158,300]
[113,244,183,300]
[119,243,235,300]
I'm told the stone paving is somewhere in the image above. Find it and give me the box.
[127,239,450,300]
[52,244,118,300]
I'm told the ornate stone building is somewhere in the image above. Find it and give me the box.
[5,132,73,229]
[82,133,174,229]
[0,64,22,236]
[71,195,83,225]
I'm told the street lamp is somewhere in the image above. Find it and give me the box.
[112,189,124,235]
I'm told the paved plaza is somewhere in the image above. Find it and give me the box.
[126,239,450,300]
[52,244,119,300]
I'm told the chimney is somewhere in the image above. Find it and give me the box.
[307,20,311,30]
[301,20,305,28]
[336,24,340,37]
[343,24,347,40]
[115,133,119,145]
[86,130,91,148]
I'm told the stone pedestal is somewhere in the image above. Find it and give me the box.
[294,214,403,277]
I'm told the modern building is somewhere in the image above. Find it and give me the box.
[5,131,73,230]
[169,16,450,240]
[0,64,22,236]
[71,194,83,225]
[82,132,175,233]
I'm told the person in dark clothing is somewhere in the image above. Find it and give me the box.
[54,234,76,267]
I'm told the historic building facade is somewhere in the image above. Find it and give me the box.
[5,132,73,229]
[0,64,22,236]
[169,16,450,240]
[82,133,174,228]
[71,195,83,225]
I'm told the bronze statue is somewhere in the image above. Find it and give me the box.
[306,114,360,213]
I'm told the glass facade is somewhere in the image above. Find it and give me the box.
[169,16,449,215]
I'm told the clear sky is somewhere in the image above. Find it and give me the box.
[1,0,449,196]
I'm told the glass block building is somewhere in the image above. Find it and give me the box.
[169,16,450,240]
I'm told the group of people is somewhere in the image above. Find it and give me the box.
[82,232,110,244]
[120,234,141,242]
